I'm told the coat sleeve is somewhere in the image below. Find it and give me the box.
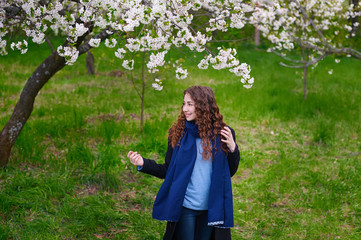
[227,126,241,177]
[138,137,173,179]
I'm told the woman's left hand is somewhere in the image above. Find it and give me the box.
[221,126,236,152]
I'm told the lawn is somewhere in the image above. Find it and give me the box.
[1,39,361,239]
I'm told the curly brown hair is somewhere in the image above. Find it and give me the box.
[169,86,228,160]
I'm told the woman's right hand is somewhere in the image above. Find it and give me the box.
[127,151,144,167]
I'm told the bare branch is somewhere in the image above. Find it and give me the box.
[331,47,361,60]
[210,37,251,43]
[192,21,211,31]
[130,69,142,99]
[289,33,361,61]
[272,50,304,64]
[279,52,329,68]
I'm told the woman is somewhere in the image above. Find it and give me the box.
[127,86,240,240]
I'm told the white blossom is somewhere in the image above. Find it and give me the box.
[344,25,353,32]
[251,0,359,71]
[198,55,212,69]
[230,63,251,78]
[32,31,45,44]
[80,9,94,22]
[175,66,188,79]
[0,39,7,55]
[57,45,79,65]
[210,48,239,70]
[67,23,88,43]
[10,40,28,54]
[89,38,101,48]
[147,51,167,73]
[115,48,126,59]
[122,59,134,70]
[152,78,163,91]
[105,38,117,48]
[230,12,246,29]
[0,0,261,88]
[75,23,88,37]
[125,38,141,52]
[152,83,163,91]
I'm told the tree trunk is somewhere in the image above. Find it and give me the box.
[350,0,359,35]
[86,51,95,75]
[303,64,308,100]
[302,47,308,100]
[140,52,146,132]
[0,27,112,167]
[254,2,260,47]
[0,53,66,167]
[254,26,260,47]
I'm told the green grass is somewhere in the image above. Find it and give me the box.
[1,39,361,239]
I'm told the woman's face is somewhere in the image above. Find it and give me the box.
[183,93,196,121]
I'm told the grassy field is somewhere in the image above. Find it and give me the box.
[1,39,361,239]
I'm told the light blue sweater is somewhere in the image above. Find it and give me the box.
[183,138,213,210]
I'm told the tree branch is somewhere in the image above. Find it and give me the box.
[45,36,55,53]
[271,50,304,64]
[78,28,114,54]
[279,52,329,68]
[130,69,142,99]
[210,37,251,43]
[291,0,361,60]
[292,0,331,50]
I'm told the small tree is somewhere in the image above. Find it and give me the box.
[0,0,255,167]
[251,0,361,99]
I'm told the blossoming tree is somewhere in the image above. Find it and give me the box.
[0,0,255,167]
[250,0,361,99]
